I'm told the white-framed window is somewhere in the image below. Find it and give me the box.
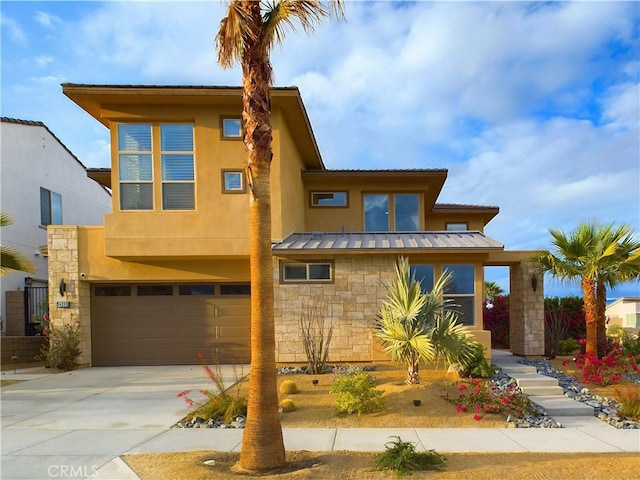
[161,124,195,210]
[281,261,333,283]
[364,193,420,231]
[40,187,62,225]
[442,264,475,326]
[446,222,468,231]
[310,191,348,207]
[118,124,154,210]
[221,117,242,139]
[222,170,245,193]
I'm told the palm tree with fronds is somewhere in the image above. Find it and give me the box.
[534,222,640,357]
[593,224,640,352]
[484,280,504,300]
[375,257,475,384]
[1,210,36,276]
[215,0,344,472]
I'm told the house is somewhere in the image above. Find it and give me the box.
[47,84,544,366]
[606,297,640,332]
[0,117,112,336]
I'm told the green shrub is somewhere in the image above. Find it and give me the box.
[374,436,446,475]
[194,393,247,424]
[39,321,81,371]
[621,332,640,356]
[279,398,297,412]
[279,380,298,395]
[330,372,385,415]
[459,343,494,378]
[558,337,580,356]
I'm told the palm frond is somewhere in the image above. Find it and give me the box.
[429,310,475,367]
[216,1,252,69]
[1,246,36,275]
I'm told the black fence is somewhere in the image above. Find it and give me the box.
[24,286,48,336]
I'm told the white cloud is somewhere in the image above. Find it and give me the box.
[35,11,62,29]
[35,54,55,67]
[1,15,28,46]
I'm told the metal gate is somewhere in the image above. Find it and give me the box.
[24,286,48,336]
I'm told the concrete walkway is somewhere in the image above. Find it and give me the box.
[1,354,638,480]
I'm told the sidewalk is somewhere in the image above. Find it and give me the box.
[1,356,638,480]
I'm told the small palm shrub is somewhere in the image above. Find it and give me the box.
[39,321,81,371]
[279,398,297,412]
[330,372,385,415]
[279,380,298,395]
[459,343,494,378]
[194,393,247,424]
[616,387,640,421]
[374,436,446,475]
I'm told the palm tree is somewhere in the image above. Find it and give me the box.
[593,224,640,352]
[1,210,36,276]
[534,222,640,358]
[484,280,504,300]
[215,1,343,472]
[375,257,475,384]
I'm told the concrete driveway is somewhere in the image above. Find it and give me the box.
[1,365,244,480]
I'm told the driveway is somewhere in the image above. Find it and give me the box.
[1,365,244,480]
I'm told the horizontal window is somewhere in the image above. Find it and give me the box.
[94,286,132,297]
[220,284,251,295]
[221,117,242,139]
[310,191,348,207]
[222,170,246,193]
[137,285,173,296]
[178,285,215,296]
[446,222,468,231]
[364,193,420,231]
[281,262,333,283]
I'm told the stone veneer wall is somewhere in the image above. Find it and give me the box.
[509,260,545,357]
[47,226,92,365]
[274,254,397,363]
[5,291,25,336]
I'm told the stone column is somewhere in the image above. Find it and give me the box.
[509,260,545,357]
[47,226,92,365]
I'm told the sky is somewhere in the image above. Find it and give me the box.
[1,0,639,299]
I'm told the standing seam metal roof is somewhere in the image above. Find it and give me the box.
[273,232,504,252]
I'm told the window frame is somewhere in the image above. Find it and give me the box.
[220,116,243,140]
[221,169,246,194]
[442,264,476,326]
[40,187,62,226]
[280,260,334,284]
[310,191,349,208]
[446,222,469,231]
[117,123,154,211]
[363,192,421,231]
[160,124,195,211]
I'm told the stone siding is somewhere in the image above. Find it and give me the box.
[509,260,545,357]
[0,336,47,363]
[5,291,25,336]
[274,254,397,363]
[47,226,92,365]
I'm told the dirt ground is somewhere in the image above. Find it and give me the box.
[123,450,640,480]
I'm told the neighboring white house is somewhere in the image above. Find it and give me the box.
[606,297,640,331]
[0,117,111,334]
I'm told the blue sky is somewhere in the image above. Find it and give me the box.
[2,1,639,298]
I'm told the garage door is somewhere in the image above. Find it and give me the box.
[91,284,250,366]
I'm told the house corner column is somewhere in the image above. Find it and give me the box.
[509,260,544,357]
[48,226,92,366]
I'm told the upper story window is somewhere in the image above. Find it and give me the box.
[118,123,194,211]
[40,187,62,225]
[364,193,420,231]
[446,222,468,231]
[161,124,195,210]
[222,170,246,193]
[310,191,348,207]
[221,117,242,139]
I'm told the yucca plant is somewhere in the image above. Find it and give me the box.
[375,257,476,384]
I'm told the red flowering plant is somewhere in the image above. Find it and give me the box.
[565,346,640,386]
[176,353,247,425]
[440,378,535,421]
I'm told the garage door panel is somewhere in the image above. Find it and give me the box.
[91,285,250,366]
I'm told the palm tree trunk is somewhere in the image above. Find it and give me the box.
[407,356,420,384]
[582,277,598,357]
[238,1,285,471]
[595,280,607,357]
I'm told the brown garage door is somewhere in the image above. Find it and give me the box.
[91,284,250,365]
